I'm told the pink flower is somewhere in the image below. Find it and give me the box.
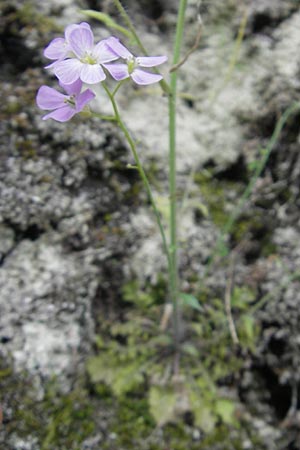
[36,79,95,122]
[44,22,91,68]
[103,37,167,85]
[52,27,119,85]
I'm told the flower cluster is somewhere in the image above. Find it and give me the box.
[37,22,167,122]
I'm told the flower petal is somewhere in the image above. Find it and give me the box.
[93,40,119,63]
[103,63,129,81]
[76,89,95,111]
[131,68,163,85]
[54,59,83,84]
[80,64,106,84]
[105,37,132,59]
[44,38,68,60]
[44,60,59,69]
[36,86,66,110]
[65,22,91,42]
[136,55,168,67]
[59,79,83,95]
[42,106,76,122]
[69,27,94,58]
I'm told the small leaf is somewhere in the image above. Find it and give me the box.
[242,314,255,341]
[182,342,199,357]
[215,398,236,425]
[189,390,216,432]
[188,199,209,218]
[149,386,177,426]
[87,355,143,396]
[180,293,203,311]
[81,10,132,39]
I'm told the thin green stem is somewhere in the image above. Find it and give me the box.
[168,0,188,369]
[249,270,300,315]
[206,101,300,272]
[112,0,171,96]
[112,79,128,97]
[113,0,148,54]
[102,82,171,272]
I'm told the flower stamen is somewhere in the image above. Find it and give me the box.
[81,53,97,65]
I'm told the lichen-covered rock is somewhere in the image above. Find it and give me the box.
[1,0,300,448]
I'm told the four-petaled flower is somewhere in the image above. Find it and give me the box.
[104,37,167,85]
[44,22,91,68]
[53,27,118,85]
[36,79,95,122]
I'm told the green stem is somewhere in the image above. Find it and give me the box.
[168,0,188,368]
[112,0,171,96]
[249,270,300,315]
[113,0,148,54]
[101,82,171,271]
[207,101,300,271]
[112,79,128,97]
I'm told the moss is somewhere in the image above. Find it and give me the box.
[194,172,243,228]
[194,170,277,257]
[86,274,263,448]
[231,214,277,257]
[0,359,96,450]
[16,139,38,159]
[12,2,59,33]
[3,101,22,115]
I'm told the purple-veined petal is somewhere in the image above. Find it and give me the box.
[60,79,83,95]
[93,40,119,63]
[36,86,67,110]
[136,55,167,67]
[76,89,96,111]
[80,64,106,84]
[105,37,132,59]
[65,22,91,41]
[69,27,94,58]
[103,63,129,81]
[44,38,68,60]
[54,59,83,84]
[42,106,76,122]
[131,68,163,85]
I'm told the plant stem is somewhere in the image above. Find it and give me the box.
[112,79,128,97]
[101,82,171,271]
[168,0,188,370]
[112,0,171,96]
[208,101,300,270]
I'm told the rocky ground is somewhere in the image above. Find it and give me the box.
[1,0,300,448]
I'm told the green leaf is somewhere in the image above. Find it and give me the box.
[231,286,256,310]
[188,199,209,218]
[87,355,143,396]
[81,10,132,39]
[189,390,216,432]
[242,314,255,341]
[182,342,199,357]
[122,281,154,308]
[215,398,236,425]
[239,314,258,351]
[179,293,203,311]
[148,386,177,426]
